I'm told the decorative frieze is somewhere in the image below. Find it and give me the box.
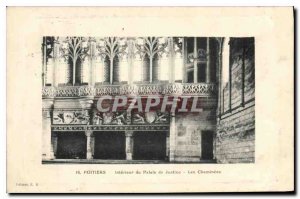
[53,110,90,124]
[88,125,169,131]
[132,111,169,124]
[52,125,87,131]
[51,125,170,131]
[91,111,169,125]
[92,111,131,125]
[42,83,216,98]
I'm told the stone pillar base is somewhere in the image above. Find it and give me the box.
[125,131,134,160]
[86,152,93,160]
[126,153,132,160]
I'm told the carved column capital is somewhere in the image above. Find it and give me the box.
[85,130,94,137]
[125,131,134,137]
[89,37,96,43]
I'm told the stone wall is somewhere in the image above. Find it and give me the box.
[216,103,255,163]
[174,109,216,162]
[216,37,255,164]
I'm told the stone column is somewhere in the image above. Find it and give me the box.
[169,112,176,162]
[193,37,198,83]
[42,37,47,87]
[217,38,223,119]
[205,37,210,83]
[85,130,94,159]
[42,99,54,160]
[53,37,60,87]
[89,37,96,86]
[51,132,58,159]
[79,99,94,124]
[128,39,134,84]
[166,135,170,158]
[110,57,114,84]
[182,38,188,83]
[222,37,230,114]
[228,39,232,112]
[206,37,211,83]
[168,37,175,83]
[125,131,134,160]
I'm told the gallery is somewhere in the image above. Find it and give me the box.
[42,36,255,163]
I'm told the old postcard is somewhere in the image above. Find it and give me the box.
[7,7,294,193]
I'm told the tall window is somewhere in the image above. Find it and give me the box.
[159,52,169,81]
[174,37,183,82]
[118,54,129,83]
[94,56,104,83]
[42,36,54,86]
[184,37,211,83]
[81,57,89,84]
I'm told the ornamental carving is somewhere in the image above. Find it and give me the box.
[91,110,170,125]
[162,83,182,95]
[51,125,170,131]
[132,111,169,124]
[137,84,162,95]
[182,83,216,96]
[42,87,55,98]
[53,110,90,124]
[92,111,131,125]
[42,83,216,98]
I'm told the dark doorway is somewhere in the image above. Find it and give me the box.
[201,131,214,160]
[94,131,126,159]
[56,132,87,159]
[133,131,167,160]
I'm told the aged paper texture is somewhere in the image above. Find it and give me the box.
[7,7,294,193]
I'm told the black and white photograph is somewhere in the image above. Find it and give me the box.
[42,36,255,164]
[6,6,294,193]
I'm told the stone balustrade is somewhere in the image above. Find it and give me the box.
[42,83,216,99]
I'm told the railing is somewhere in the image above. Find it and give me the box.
[42,83,216,98]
